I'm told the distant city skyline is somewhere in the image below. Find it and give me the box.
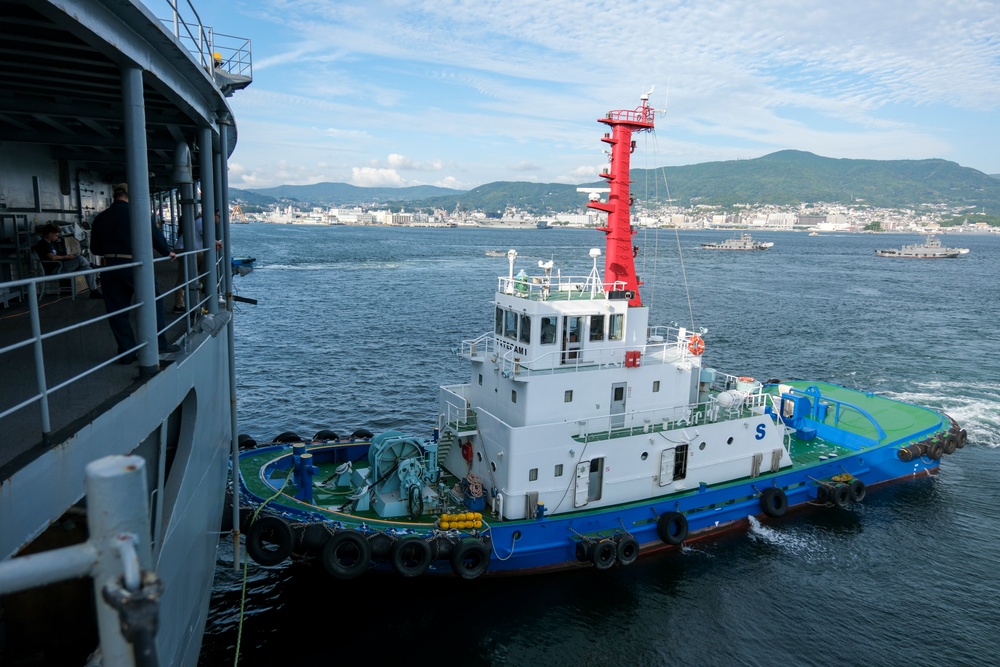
[197,0,1000,190]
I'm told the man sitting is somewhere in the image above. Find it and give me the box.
[33,223,101,298]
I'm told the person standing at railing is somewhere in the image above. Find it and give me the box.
[33,223,102,298]
[90,183,179,364]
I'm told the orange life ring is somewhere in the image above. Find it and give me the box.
[737,376,755,383]
[687,334,705,356]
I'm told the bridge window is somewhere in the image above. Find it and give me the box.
[609,314,624,340]
[495,306,503,335]
[564,390,573,402]
[529,468,538,482]
[504,310,517,339]
[590,315,605,341]
[653,380,660,392]
[519,314,531,344]
[540,316,557,344]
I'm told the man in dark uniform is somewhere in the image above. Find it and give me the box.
[90,183,179,364]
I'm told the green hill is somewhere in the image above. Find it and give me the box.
[232,152,1000,214]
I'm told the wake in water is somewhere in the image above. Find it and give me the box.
[746,515,821,555]
[885,379,1000,448]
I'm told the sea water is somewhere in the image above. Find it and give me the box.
[202,225,1000,666]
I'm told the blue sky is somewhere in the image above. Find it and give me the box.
[188,0,1000,191]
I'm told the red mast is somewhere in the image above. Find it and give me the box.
[587,94,655,307]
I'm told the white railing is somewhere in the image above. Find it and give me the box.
[497,274,627,301]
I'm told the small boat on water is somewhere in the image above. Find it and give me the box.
[485,249,507,257]
[235,95,964,580]
[701,232,773,250]
[875,235,970,258]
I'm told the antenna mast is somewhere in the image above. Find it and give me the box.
[587,93,655,307]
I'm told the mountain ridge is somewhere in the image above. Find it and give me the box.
[232,151,1000,213]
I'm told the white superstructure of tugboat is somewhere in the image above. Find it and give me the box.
[875,234,970,258]
[235,94,964,579]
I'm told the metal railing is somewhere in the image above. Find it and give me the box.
[0,250,219,453]
[0,455,161,666]
[161,1,253,80]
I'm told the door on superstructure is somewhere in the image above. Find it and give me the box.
[562,316,582,364]
[575,461,590,507]
[575,458,604,507]
[610,382,626,429]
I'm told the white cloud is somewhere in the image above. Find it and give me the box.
[351,167,406,187]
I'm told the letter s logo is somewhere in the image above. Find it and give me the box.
[755,423,767,440]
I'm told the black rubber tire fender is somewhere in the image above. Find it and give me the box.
[274,431,301,443]
[927,439,944,460]
[320,530,372,579]
[656,512,688,545]
[956,428,968,448]
[352,428,375,439]
[390,538,433,578]
[816,484,830,503]
[760,487,788,518]
[849,478,866,503]
[245,516,294,566]
[591,539,617,570]
[616,535,640,567]
[450,540,491,579]
[943,433,957,455]
[832,483,850,508]
[312,429,338,442]
[237,433,257,449]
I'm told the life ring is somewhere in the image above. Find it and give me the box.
[656,512,688,545]
[849,478,866,502]
[450,540,490,579]
[760,487,788,518]
[687,334,705,356]
[591,540,617,570]
[831,483,850,508]
[737,376,755,383]
[321,530,371,579]
[245,516,294,566]
[312,429,338,442]
[390,538,433,578]
[616,535,640,567]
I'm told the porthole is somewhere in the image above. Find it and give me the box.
[699,441,707,450]
[726,436,734,445]
[641,451,648,460]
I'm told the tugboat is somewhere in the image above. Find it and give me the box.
[236,95,964,579]
[701,232,774,250]
[875,234,970,258]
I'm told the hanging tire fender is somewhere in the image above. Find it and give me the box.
[849,478,866,502]
[656,512,688,545]
[616,535,640,567]
[390,538,433,578]
[591,539,616,570]
[450,539,491,579]
[321,530,372,579]
[760,487,788,518]
[245,516,294,566]
[831,483,850,508]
